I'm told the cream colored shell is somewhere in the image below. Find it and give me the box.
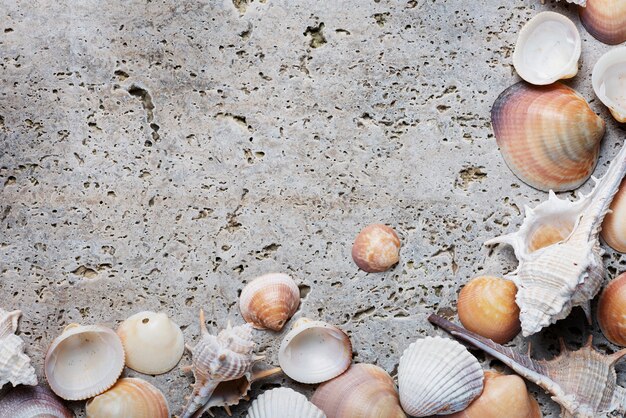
[86,378,169,418]
[247,388,326,418]
[592,47,626,123]
[0,309,37,389]
[239,273,300,331]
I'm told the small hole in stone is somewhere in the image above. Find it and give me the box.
[142,318,150,324]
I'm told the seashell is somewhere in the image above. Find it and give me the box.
[311,363,406,418]
[602,178,626,252]
[457,276,520,344]
[430,314,626,418]
[580,0,626,45]
[239,273,300,331]
[352,224,401,272]
[0,308,37,389]
[116,311,184,375]
[592,47,626,123]
[513,12,581,85]
[397,336,484,416]
[44,324,125,400]
[247,388,326,418]
[86,378,169,418]
[598,272,626,346]
[447,370,542,418]
[278,318,352,384]
[491,82,605,192]
[0,384,73,418]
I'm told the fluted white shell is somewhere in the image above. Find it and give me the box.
[592,47,626,122]
[116,311,184,375]
[278,318,352,384]
[513,12,581,85]
[0,309,37,388]
[398,336,484,416]
[247,388,326,418]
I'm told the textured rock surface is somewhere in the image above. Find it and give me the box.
[1,0,624,416]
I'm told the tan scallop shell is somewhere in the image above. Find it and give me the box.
[44,324,125,400]
[580,0,626,45]
[592,47,626,123]
[602,177,626,252]
[116,311,184,375]
[86,378,169,418]
[491,82,605,192]
[0,385,72,418]
[247,388,326,418]
[239,273,300,331]
[598,272,626,346]
[0,309,37,389]
[352,224,401,272]
[311,363,406,418]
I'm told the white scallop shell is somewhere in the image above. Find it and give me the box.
[45,324,125,400]
[592,47,626,122]
[513,12,581,85]
[398,336,484,416]
[0,309,37,388]
[116,311,184,375]
[247,388,326,418]
[278,318,351,384]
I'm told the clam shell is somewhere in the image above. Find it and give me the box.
[352,224,401,273]
[0,309,37,388]
[598,272,626,346]
[247,388,326,418]
[45,324,125,400]
[116,311,184,375]
[311,363,406,418]
[86,378,169,418]
[592,47,626,123]
[397,336,484,416]
[239,273,301,331]
[580,0,626,45]
[602,177,626,252]
[0,385,73,418]
[513,12,581,85]
[491,82,605,192]
[278,318,352,384]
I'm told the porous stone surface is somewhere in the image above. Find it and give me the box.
[1,0,624,416]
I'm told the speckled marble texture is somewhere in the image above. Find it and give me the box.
[1,0,625,417]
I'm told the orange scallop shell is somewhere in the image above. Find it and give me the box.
[598,272,626,346]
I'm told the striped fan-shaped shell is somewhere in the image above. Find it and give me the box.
[247,388,326,418]
[398,336,484,417]
[580,0,626,45]
[239,273,300,331]
[86,378,169,418]
[0,385,72,418]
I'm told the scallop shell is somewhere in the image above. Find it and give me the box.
[397,336,484,416]
[44,324,125,400]
[247,388,326,418]
[0,309,37,389]
[580,0,626,45]
[352,224,401,272]
[0,385,73,418]
[278,318,352,384]
[86,378,169,418]
[116,311,184,375]
[239,273,300,331]
[311,363,406,418]
[513,12,581,85]
[491,82,605,192]
[592,47,626,123]
[598,272,626,346]
[602,178,626,252]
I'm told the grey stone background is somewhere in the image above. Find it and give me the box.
[1,0,624,416]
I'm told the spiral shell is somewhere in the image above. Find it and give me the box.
[247,388,326,418]
[592,47,626,124]
[352,224,401,273]
[0,309,37,389]
[0,385,73,418]
[86,378,169,418]
[239,273,301,331]
[491,82,605,192]
[598,272,626,346]
[580,0,626,45]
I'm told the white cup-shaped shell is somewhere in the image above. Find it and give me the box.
[398,336,484,416]
[513,12,581,85]
[86,377,169,418]
[45,324,125,400]
[239,273,301,331]
[592,47,626,123]
[247,388,326,418]
[278,318,352,384]
[116,311,184,375]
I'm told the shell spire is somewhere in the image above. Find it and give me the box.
[0,308,37,388]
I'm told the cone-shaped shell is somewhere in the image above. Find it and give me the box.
[239,273,301,331]
[116,311,184,375]
[580,0,626,45]
[0,309,37,388]
[45,324,125,400]
[278,318,352,384]
[513,12,581,85]
[352,224,401,273]
[0,385,73,418]
[311,363,406,418]
[592,47,626,123]
[598,272,626,346]
[398,336,484,416]
[247,388,326,418]
[602,177,626,252]
[491,82,605,192]
[86,378,169,418]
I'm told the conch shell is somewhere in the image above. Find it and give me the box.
[0,309,37,388]
[0,384,72,417]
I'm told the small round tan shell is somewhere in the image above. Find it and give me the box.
[239,273,300,331]
[86,377,169,418]
[247,388,326,418]
[45,324,125,400]
[0,385,72,418]
[116,311,184,375]
[598,272,626,346]
[352,224,401,273]
[592,47,626,123]
[580,0,626,45]
[398,336,484,417]
[602,177,626,252]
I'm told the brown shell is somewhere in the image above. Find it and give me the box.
[352,224,401,272]
[601,178,626,253]
[579,0,626,45]
[598,272,626,346]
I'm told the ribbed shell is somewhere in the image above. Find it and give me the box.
[0,385,73,418]
[86,378,169,418]
[239,273,300,331]
[247,388,326,418]
[397,336,484,416]
[491,82,605,192]
[0,309,37,389]
[311,364,406,418]
[580,0,626,45]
